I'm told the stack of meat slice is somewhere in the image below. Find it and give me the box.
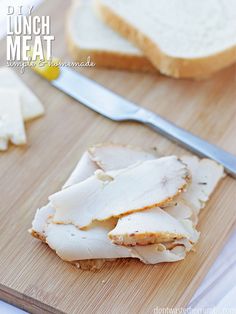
[30,144,225,270]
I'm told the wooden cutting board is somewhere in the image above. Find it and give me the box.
[0,1,236,313]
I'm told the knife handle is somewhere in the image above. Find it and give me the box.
[29,49,60,81]
[134,108,236,177]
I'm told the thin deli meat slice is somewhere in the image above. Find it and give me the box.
[108,207,199,246]
[165,156,224,225]
[50,156,191,229]
[31,144,155,240]
[46,221,191,265]
[31,204,191,269]
[64,144,156,188]
[88,143,156,171]
[30,144,225,270]
[30,146,169,270]
[63,151,99,188]
[180,156,225,216]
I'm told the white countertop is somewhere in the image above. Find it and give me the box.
[189,229,236,310]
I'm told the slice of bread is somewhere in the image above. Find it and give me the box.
[66,0,154,71]
[95,0,236,79]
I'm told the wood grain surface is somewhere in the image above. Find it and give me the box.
[0,0,236,313]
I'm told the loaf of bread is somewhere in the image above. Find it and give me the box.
[95,0,236,78]
[66,0,154,71]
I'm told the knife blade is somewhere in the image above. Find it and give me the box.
[32,65,236,178]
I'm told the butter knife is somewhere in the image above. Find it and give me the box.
[32,65,236,178]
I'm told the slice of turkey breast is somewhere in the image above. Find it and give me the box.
[50,156,190,229]
[30,144,224,270]
[108,207,199,246]
[31,204,190,267]
[165,156,224,225]
[88,143,157,171]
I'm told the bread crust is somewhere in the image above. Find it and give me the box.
[66,1,155,72]
[95,0,236,79]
